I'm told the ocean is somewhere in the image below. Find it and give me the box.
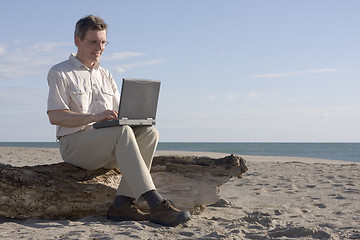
[0,142,359,163]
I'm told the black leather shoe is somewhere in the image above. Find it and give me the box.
[150,200,191,227]
[107,201,150,222]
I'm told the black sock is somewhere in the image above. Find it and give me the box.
[141,190,164,209]
[113,195,134,208]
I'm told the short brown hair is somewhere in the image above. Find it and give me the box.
[74,15,108,40]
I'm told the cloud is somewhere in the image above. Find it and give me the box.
[0,41,169,79]
[224,91,260,102]
[225,93,240,102]
[251,68,339,79]
[289,96,314,102]
[247,91,259,100]
[0,44,6,55]
[320,112,330,118]
[13,39,26,45]
[206,95,217,101]
[115,59,170,73]
[26,42,71,53]
[204,91,261,103]
[0,42,72,80]
[101,52,145,61]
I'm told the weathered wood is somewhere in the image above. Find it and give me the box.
[0,154,247,219]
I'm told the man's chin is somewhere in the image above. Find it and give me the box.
[91,53,101,61]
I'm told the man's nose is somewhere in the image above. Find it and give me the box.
[96,43,104,50]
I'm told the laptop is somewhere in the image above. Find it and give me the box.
[93,78,161,129]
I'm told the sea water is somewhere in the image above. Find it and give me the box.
[0,142,359,163]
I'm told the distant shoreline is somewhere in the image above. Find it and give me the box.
[1,142,359,163]
[0,147,357,166]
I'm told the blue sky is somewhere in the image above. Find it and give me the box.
[0,0,359,142]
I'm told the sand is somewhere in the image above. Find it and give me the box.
[0,147,359,239]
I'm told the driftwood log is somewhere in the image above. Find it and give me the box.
[0,154,247,220]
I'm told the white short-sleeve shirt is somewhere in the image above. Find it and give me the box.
[47,54,120,138]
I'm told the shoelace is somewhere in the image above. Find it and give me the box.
[130,200,141,209]
[163,199,175,208]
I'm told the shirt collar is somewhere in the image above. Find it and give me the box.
[69,53,100,70]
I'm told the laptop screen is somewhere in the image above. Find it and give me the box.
[118,79,161,120]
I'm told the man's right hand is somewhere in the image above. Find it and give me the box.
[93,110,118,122]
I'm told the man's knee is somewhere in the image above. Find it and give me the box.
[121,125,133,132]
[116,125,134,136]
[148,127,159,140]
[137,126,159,141]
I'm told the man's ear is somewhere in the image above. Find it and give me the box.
[74,36,80,47]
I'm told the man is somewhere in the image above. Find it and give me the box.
[47,15,190,227]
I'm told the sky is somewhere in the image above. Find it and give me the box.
[0,0,359,142]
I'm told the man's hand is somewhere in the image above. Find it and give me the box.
[93,110,118,122]
[47,109,118,128]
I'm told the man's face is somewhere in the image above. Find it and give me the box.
[75,29,107,68]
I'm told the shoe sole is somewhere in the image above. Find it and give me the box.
[107,215,150,222]
[107,215,130,222]
[150,211,191,227]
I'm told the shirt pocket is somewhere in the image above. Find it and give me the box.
[99,86,115,110]
[70,85,90,112]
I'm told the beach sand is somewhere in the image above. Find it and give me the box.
[0,147,359,239]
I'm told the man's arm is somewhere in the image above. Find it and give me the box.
[47,109,118,127]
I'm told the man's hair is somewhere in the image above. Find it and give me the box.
[74,15,108,40]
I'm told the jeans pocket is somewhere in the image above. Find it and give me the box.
[59,138,70,161]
